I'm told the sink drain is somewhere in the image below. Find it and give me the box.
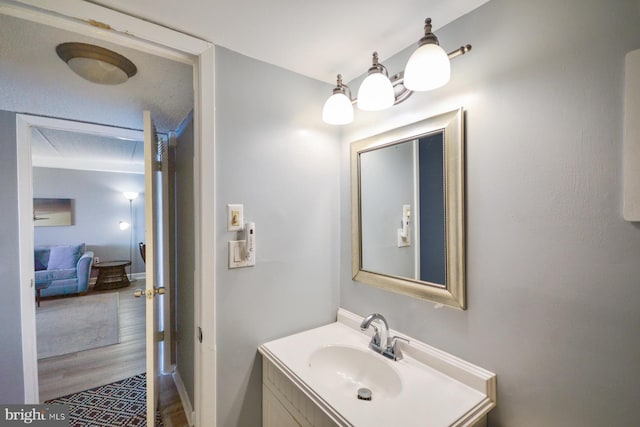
[357,387,372,401]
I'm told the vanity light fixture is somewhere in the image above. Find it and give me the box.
[56,42,137,85]
[357,52,395,111]
[322,17,472,125]
[322,74,355,125]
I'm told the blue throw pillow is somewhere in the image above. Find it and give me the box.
[34,257,46,271]
[34,247,50,271]
[47,244,85,270]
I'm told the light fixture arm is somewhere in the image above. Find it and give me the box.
[417,18,440,47]
[448,44,473,60]
[332,74,353,99]
[368,52,390,77]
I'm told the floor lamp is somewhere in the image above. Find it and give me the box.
[123,191,139,282]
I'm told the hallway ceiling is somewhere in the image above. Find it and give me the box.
[92,0,490,84]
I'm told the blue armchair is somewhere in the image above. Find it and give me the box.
[34,244,94,303]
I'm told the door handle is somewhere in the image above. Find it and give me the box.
[134,287,165,299]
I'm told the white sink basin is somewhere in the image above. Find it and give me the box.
[308,345,402,399]
[259,311,496,426]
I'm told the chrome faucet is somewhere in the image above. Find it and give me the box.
[360,313,409,361]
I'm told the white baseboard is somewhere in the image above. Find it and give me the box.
[130,272,146,281]
[89,273,145,287]
[172,369,195,426]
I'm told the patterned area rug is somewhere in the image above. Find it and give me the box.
[46,373,163,426]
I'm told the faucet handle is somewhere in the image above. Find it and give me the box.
[387,335,410,361]
[391,335,410,346]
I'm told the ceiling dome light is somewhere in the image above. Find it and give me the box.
[404,18,451,91]
[56,42,137,85]
[357,52,394,111]
[322,74,354,125]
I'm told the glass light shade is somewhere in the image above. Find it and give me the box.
[322,92,354,125]
[119,221,130,230]
[404,43,451,91]
[357,72,395,111]
[123,191,139,200]
[67,57,130,85]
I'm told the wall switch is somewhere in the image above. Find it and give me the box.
[227,204,244,231]
[228,240,255,268]
[397,229,411,247]
[94,256,100,264]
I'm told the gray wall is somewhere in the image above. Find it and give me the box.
[33,168,146,274]
[340,1,640,426]
[175,116,195,406]
[214,47,340,426]
[0,110,25,403]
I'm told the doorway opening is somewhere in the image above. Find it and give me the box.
[8,1,217,425]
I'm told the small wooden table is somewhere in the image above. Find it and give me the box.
[35,282,50,307]
[94,260,131,290]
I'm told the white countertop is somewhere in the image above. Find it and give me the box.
[259,309,496,426]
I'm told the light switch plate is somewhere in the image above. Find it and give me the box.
[397,229,411,247]
[228,240,255,268]
[227,204,244,231]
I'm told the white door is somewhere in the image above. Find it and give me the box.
[143,110,165,426]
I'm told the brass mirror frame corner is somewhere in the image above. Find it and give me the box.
[350,107,466,310]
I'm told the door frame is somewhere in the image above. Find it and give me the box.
[7,1,217,425]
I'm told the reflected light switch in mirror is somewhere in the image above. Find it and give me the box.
[397,204,411,247]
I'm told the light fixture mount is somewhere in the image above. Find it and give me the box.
[417,18,439,47]
[367,52,388,76]
[56,42,137,85]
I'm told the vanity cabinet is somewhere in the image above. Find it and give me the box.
[263,358,337,427]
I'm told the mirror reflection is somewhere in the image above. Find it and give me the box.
[351,108,466,309]
[360,132,446,285]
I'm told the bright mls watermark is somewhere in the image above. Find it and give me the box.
[0,405,68,426]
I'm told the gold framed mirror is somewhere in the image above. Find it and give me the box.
[351,108,466,309]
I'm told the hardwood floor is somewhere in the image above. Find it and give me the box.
[159,374,190,427]
[37,282,189,426]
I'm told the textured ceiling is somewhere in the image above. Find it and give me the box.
[91,0,490,84]
[0,13,193,134]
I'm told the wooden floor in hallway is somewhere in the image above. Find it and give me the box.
[37,283,189,426]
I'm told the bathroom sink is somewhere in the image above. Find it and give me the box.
[308,345,402,399]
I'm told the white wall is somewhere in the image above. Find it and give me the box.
[175,115,195,406]
[0,110,24,403]
[360,140,415,277]
[340,0,640,426]
[33,167,146,274]
[214,47,341,426]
